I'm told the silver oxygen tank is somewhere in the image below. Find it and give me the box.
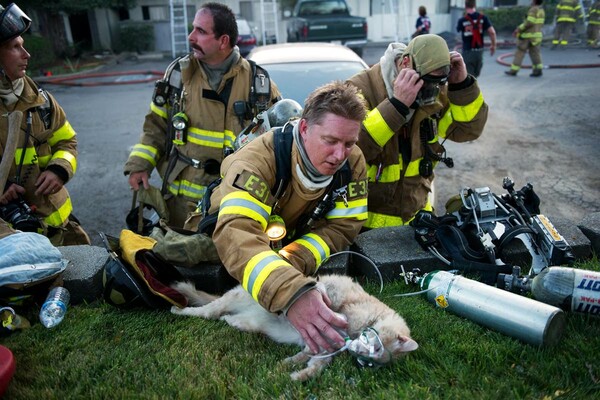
[531,267,600,317]
[419,270,566,346]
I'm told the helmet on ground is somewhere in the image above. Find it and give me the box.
[234,99,303,151]
[0,4,31,45]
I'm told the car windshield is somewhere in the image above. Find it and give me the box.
[265,61,366,104]
[237,19,251,35]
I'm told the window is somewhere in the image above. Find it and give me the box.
[141,6,168,21]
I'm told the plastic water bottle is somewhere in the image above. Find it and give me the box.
[39,287,70,328]
[531,267,600,317]
[419,270,565,346]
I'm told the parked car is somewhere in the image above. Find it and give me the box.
[236,17,257,57]
[247,42,368,104]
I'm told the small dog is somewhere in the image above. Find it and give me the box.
[171,274,418,381]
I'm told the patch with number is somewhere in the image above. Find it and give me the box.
[346,178,368,199]
[233,170,274,205]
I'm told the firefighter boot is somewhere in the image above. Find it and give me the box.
[530,69,542,77]
[504,70,518,76]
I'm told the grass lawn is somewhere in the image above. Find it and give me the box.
[2,259,599,399]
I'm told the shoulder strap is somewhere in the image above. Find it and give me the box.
[272,122,294,197]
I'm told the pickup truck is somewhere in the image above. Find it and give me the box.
[286,0,368,56]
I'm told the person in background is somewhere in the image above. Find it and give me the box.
[587,0,600,49]
[346,34,488,229]
[0,3,90,245]
[456,0,497,77]
[124,2,280,229]
[505,0,545,77]
[412,6,431,38]
[551,0,584,49]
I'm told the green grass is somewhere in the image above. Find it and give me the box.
[2,260,600,399]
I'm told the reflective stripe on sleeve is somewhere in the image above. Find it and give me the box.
[294,233,330,268]
[150,102,168,119]
[51,150,77,173]
[363,108,395,147]
[44,196,73,227]
[47,121,76,146]
[243,250,290,302]
[218,191,272,230]
[129,144,159,166]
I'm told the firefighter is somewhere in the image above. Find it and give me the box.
[587,0,600,48]
[124,3,281,228]
[505,0,546,77]
[456,0,497,77]
[195,81,368,354]
[0,3,90,245]
[552,0,584,49]
[346,34,488,229]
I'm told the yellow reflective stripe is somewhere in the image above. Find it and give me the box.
[243,250,289,301]
[449,92,484,123]
[526,16,545,24]
[38,155,51,168]
[187,127,225,148]
[223,130,235,148]
[520,32,543,39]
[295,233,330,268]
[150,102,167,119]
[13,148,37,165]
[364,201,433,229]
[167,180,207,200]
[52,150,77,173]
[367,162,400,183]
[130,144,158,166]
[438,110,452,138]
[218,191,271,230]
[325,198,368,220]
[47,121,76,146]
[405,159,421,177]
[363,108,395,147]
[44,196,73,227]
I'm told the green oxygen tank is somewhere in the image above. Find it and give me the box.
[420,270,565,347]
[531,267,600,317]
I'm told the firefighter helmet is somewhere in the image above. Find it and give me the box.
[234,99,303,151]
[0,4,31,45]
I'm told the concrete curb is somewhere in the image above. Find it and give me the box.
[59,212,600,305]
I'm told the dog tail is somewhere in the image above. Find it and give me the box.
[171,281,219,306]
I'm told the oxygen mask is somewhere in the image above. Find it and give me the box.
[346,327,390,368]
[416,72,448,106]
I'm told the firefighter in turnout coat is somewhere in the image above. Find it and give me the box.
[347,34,488,229]
[505,0,546,77]
[200,82,368,354]
[125,3,280,228]
[0,3,89,245]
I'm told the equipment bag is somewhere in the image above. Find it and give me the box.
[0,231,67,299]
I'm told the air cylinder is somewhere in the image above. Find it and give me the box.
[420,270,565,346]
[531,267,600,317]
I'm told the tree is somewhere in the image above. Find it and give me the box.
[18,0,137,56]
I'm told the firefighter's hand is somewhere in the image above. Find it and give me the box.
[392,68,423,107]
[129,171,150,191]
[35,171,64,196]
[448,51,468,84]
[286,288,348,354]
[0,183,25,205]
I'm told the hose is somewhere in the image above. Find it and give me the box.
[38,70,164,86]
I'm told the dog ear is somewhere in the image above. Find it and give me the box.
[398,336,419,352]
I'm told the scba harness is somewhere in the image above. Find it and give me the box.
[198,121,352,241]
[153,55,274,193]
[411,177,575,285]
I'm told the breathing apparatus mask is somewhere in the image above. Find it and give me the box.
[416,66,449,106]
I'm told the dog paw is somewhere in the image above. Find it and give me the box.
[171,305,184,315]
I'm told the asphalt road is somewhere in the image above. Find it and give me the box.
[44,43,600,246]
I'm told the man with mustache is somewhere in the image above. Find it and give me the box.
[125,2,281,229]
[0,3,89,245]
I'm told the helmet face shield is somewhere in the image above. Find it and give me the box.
[0,4,32,45]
